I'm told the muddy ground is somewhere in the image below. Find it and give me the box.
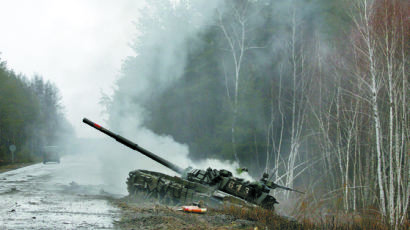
[111,197,256,229]
[110,196,302,230]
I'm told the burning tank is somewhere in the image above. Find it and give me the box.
[83,118,303,210]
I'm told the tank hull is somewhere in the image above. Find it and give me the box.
[126,170,257,208]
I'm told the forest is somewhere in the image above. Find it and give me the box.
[0,58,71,164]
[106,0,409,227]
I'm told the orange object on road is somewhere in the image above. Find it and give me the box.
[181,206,207,213]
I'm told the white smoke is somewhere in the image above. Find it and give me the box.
[81,0,255,195]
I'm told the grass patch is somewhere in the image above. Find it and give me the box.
[111,195,408,229]
[217,204,408,229]
[0,162,37,173]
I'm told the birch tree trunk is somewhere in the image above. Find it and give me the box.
[285,6,308,194]
[353,0,387,216]
[350,0,409,222]
[218,2,257,164]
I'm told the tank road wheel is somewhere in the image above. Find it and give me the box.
[143,187,162,201]
[160,184,182,206]
[260,195,277,210]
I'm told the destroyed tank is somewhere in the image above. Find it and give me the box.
[83,118,303,210]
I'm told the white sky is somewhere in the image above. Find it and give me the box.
[0,0,144,137]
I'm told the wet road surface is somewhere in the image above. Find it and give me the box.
[0,156,122,229]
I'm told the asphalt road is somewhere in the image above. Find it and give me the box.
[0,156,122,229]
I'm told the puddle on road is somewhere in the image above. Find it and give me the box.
[1,187,20,195]
[1,187,121,229]
[0,162,122,229]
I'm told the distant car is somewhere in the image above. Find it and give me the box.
[43,146,60,164]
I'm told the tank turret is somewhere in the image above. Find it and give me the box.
[83,118,303,210]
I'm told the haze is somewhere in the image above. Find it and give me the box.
[0,0,144,137]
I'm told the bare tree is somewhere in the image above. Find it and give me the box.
[350,0,409,226]
[218,1,265,164]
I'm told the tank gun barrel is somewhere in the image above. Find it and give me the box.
[82,118,185,174]
[264,180,305,194]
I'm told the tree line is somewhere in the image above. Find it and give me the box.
[0,58,71,164]
[107,0,408,226]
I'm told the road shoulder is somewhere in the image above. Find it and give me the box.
[0,163,37,173]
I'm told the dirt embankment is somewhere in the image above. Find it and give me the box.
[110,196,301,230]
[110,196,403,230]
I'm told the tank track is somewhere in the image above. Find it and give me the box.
[126,170,276,210]
[126,170,218,206]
